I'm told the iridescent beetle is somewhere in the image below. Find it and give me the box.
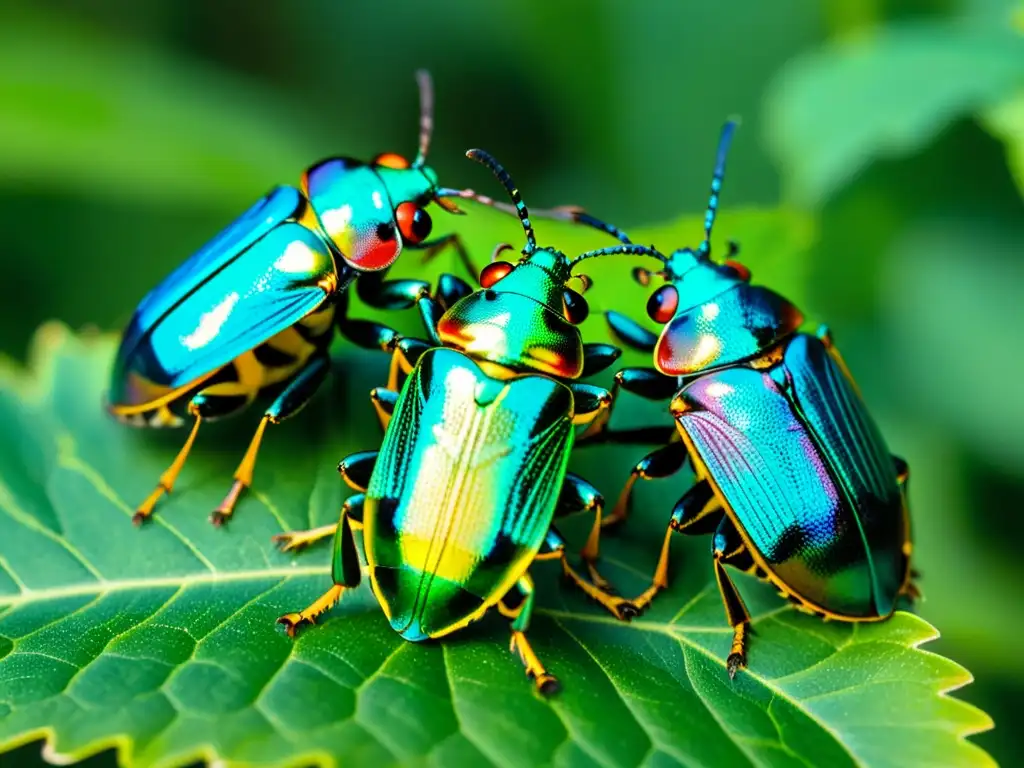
[582,123,916,676]
[273,150,660,693]
[107,71,586,527]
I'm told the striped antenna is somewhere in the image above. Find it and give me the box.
[413,70,434,168]
[465,149,536,253]
[570,244,667,270]
[434,189,632,245]
[698,120,739,258]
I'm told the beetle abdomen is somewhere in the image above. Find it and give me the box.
[673,333,905,619]
[363,348,574,640]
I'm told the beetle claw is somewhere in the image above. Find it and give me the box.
[617,601,640,621]
[727,652,745,679]
[276,614,304,638]
[537,674,561,696]
[210,510,230,527]
[271,533,305,553]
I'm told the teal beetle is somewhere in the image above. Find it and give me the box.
[274,150,658,693]
[582,123,916,676]
[106,71,604,527]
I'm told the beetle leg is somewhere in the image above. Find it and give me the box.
[356,270,431,311]
[434,273,474,310]
[712,516,752,679]
[501,573,560,695]
[417,294,444,346]
[413,273,474,345]
[416,233,478,283]
[605,310,658,353]
[370,388,399,431]
[605,440,690,529]
[337,318,401,352]
[277,495,363,636]
[540,526,638,621]
[132,378,256,524]
[386,337,432,392]
[580,343,622,379]
[631,480,717,613]
[893,454,920,602]
[567,383,612,427]
[211,355,330,527]
[131,414,203,525]
[271,451,375,552]
[578,366,676,442]
[338,451,378,492]
[555,473,613,591]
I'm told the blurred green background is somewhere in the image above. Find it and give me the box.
[1,0,1021,765]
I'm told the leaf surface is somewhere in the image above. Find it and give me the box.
[764,20,1024,204]
[0,210,994,767]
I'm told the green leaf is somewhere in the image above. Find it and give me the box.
[764,21,1024,204]
[0,210,993,767]
[983,89,1024,197]
[0,10,331,208]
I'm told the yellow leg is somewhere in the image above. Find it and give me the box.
[728,621,748,679]
[386,343,418,392]
[510,631,560,695]
[503,573,559,695]
[133,415,203,525]
[277,584,345,637]
[211,415,269,526]
[562,558,638,621]
[632,524,675,612]
[271,523,339,553]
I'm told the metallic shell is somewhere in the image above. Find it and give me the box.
[437,292,584,378]
[304,158,404,271]
[673,333,905,618]
[108,186,338,411]
[362,348,575,640]
[656,283,803,376]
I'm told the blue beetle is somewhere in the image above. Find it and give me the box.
[107,71,625,527]
[582,123,916,676]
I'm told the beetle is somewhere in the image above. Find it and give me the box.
[106,71,595,527]
[580,122,916,676]
[273,149,661,693]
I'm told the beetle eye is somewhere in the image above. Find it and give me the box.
[724,260,751,282]
[374,152,411,169]
[480,260,514,288]
[563,288,589,324]
[646,284,679,324]
[396,202,432,244]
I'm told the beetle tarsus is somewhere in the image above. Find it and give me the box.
[537,673,561,696]
[727,652,745,679]
[276,614,305,638]
[271,524,339,553]
[277,585,345,638]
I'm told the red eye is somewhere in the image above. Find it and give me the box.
[480,260,514,288]
[563,288,589,324]
[647,284,679,324]
[396,202,432,244]
[725,260,751,282]
[374,152,411,169]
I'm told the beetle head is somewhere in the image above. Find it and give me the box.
[638,122,802,376]
[437,149,660,379]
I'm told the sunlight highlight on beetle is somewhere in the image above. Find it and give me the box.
[180,292,239,350]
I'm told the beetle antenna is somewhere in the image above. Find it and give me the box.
[413,69,434,168]
[465,149,537,253]
[697,119,739,259]
[571,244,667,269]
[434,189,632,245]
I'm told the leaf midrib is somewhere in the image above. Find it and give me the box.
[0,565,329,607]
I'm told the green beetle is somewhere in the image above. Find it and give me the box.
[274,150,661,693]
